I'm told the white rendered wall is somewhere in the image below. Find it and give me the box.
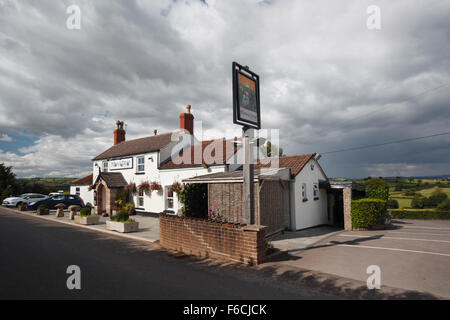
[292,159,329,230]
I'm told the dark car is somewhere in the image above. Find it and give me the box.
[27,194,85,211]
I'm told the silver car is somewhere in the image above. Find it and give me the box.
[2,193,48,207]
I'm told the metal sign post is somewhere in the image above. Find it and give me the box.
[242,126,255,225]
[232,62,261,225]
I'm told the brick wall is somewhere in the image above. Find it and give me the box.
[159,213,267,265]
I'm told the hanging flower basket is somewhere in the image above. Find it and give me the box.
[170,181,183,194]
[150,181,162,193]
[138,181,151,195]
[125,182,137,195]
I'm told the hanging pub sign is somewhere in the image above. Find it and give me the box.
[232,61,261,129]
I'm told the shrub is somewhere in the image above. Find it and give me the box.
[37,204,47,210]
[426,188,448,207]
[389,209,450,220]
[364,178,389,200]
[178,183,208,219]
[411,196,425,209]
[111,210,130,222]
[404,190,416,197]
[123,202,135,215]
[386,199,399,209]
[79,207,92,217]
[437,198,450,211]
[351,198,387,228]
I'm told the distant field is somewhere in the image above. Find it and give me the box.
[390,186,450,208]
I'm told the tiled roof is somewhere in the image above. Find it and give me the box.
[92,132,174,161]
[94,172,128,188]
[255,154,316,177]
[71,174,93,186]
[160,139,238,169]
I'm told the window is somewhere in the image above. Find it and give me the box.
[166,187,174,211]
[137,189,144,208]
[313,183,319,200]
[75,187,80,196]
[301,183,308,202]
[102,161,108,172]
[137,156,145,173]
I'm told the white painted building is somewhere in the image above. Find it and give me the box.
[70,105,333,231]
[70,174,94,206]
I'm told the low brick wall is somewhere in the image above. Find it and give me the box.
[159,213,267,265]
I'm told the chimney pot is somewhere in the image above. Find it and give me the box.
[114,120,126,145]
[154,129,158,136]
[180,105,194,135]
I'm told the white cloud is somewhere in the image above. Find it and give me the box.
[0,0,449,178]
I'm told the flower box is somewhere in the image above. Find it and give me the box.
[75,215,100,225]
[106,220,139,233]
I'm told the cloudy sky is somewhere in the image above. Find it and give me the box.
[0,0,449,178]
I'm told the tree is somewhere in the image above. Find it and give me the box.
[411,196,425,209]
[0,163,16,201]
[386,199,399,209]
[262,141,283,157]
[437,198,450,211]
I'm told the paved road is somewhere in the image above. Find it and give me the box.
[281,220,450,298]
[0,208,336,300]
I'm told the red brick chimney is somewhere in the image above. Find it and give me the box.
[180,104,194,135]
[114,120,126,145]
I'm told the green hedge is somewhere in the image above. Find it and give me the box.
[389,210,450,220]
[351,198,387,228]
[364,178,389,200]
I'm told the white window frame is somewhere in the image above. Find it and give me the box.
[137,188,144,208]
[75,187,80,196]
[165,186,174,212]
[136,156,145,173]
[301,183,308,202]
[313,183,319,200]
[102,161,108,172]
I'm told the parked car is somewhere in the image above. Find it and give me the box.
[48,191,64,197]
[2,193,48,207]
[27,194,85,211]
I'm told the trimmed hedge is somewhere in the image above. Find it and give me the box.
[79,207,92,217]
[351,198,387,228]
[364,178,389,201]
[389,210,450,220]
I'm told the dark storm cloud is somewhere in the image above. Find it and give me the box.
[0,0,449,177]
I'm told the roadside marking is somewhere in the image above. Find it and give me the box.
[396,226,450,231]
[338,234,450,243]
[333,243,450,257]
[385,231,450,237]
